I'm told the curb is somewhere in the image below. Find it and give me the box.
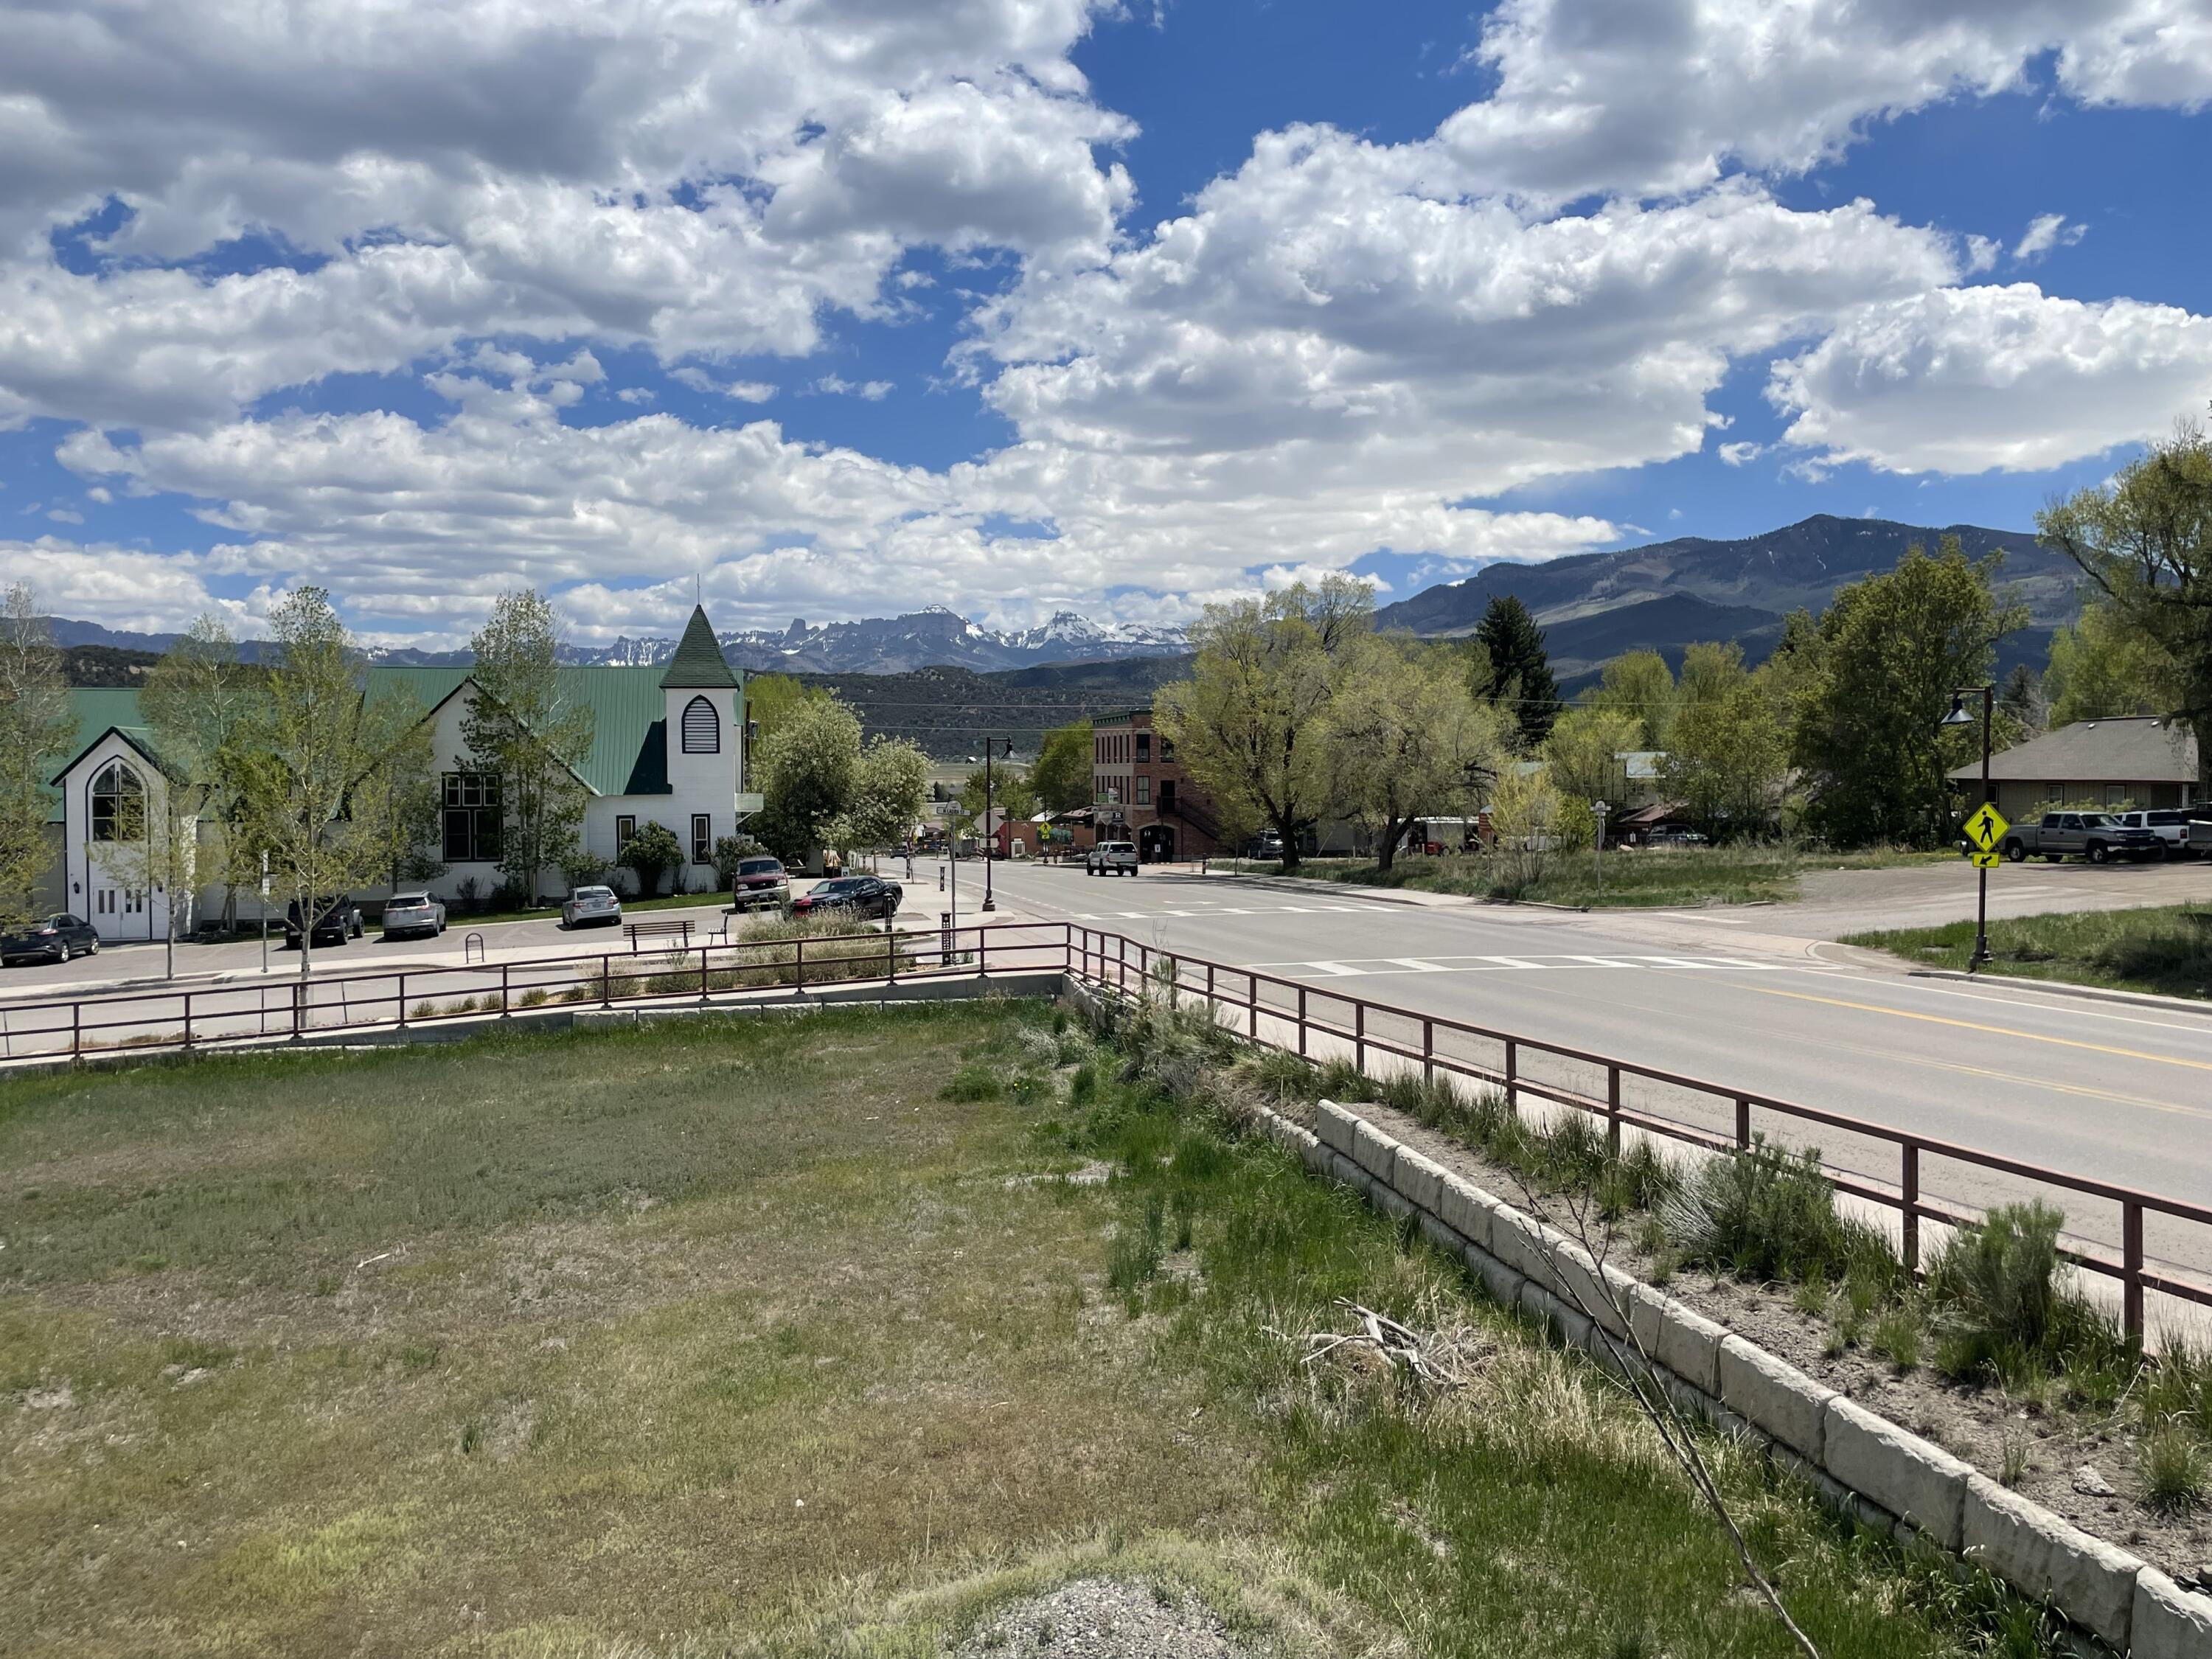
[1237,1091,2212,1655]
[1908,968,2212,1018]
[1190,872,1464,909]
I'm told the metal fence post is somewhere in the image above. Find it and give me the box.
[501,961,512,1016]
[1298,985,1307,1057]
[700,945,711,1002]
[1503,1038,1516,1114]
[796,933,807,991]
[1900,1144,1920,1273]
[1734,1096,1750,1151]
[398,972,408,1029]
[885,925,895,986]
[1248,972,1257,1038]
[1422,1018,1434,1086]
[600,950,613,1009]
[1606,1065,1621,1158]
[2124,1201,2144,1342]
[72,999,80,1061]
[182,990,193,1048]
[1354,1001,1366,1077]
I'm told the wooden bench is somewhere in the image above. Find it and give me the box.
[625,918,693,953]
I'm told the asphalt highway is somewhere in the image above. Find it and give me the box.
[981,858,2212,1295]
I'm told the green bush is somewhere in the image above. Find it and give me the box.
[1661,1136,1899,1288]
[1924,1202,2125,1385]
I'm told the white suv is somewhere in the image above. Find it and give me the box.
[2112,809,2200,859]
[1085,840,1138,877]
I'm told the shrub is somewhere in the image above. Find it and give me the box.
[2141,1423,2207,1512]
[1660,1136,1899,1288]
[1921,1201,2127,1387]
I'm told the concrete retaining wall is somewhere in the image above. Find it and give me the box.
[1252,1098,2212,1656]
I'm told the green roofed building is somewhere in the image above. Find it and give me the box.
[41,608,750,942]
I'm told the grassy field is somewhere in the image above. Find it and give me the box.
[1845,903,2212,1000]
[1256,845,1950,908]
[1,1004,2054,1657]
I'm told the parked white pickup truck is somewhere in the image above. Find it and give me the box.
[1085,840,1139,877]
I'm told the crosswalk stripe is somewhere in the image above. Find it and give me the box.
[1388,958,1451,973]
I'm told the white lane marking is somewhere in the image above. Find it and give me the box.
[1480,955,1546,969]
[1660,911,1751,925]
[1245,953,1802,979]
[1388,958,1452,973]
[1302,961,1364,976]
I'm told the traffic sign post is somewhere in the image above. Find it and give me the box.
[1942,686,1998,970]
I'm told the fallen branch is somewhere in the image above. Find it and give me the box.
[1270,1298,1470,1390]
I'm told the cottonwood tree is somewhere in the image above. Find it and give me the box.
[1031,717,1094,813]
[849,736,930,868]
[753,694,862,862]
[251,588,432,981]
[463,590,594,904]
[95,616,260,976]
[1790,540,2023,847]
[1155,575,1373,874]
[1582,648,1677,749]
[0,586,76,933]
[1328,640,1507,870]
[1659,644,1789,838]
[2042,594,2183,728]
[2040,422,2212,794]
[1542,707,1642,810]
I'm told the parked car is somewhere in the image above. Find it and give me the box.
[1,912,100,966]
[1242,833,1284,860]
[561,885,623,928]
[285,895,363,948]
[2192,816,2212,857]
[792,874,901,920]
[1086,840,1139,877]
[1999,812,2162,864]
[1643,827,1711,848]
[380,891,447,939]
[2111,809,2201,859]
[728,855,793,914]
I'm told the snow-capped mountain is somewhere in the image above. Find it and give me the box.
[563,607,1188,674]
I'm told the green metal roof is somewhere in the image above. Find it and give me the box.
[658,606,740,690]
[56,663,716,810]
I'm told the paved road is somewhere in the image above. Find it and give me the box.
[989,858,2212,1295]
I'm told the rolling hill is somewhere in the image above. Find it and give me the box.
[1376,513,2074,689]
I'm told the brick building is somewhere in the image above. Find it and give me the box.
[1091,709,1228,861]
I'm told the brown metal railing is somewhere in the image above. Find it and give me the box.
[1065,925,2212,1341]
[5,918,2209,1339]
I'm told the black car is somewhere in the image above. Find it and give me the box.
[790,875,902,922]
[285,894,364,948]
[1,913,100,966]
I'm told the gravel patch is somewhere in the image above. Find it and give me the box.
[953,1577,1254,1658]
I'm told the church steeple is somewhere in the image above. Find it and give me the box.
[658,605,739,689]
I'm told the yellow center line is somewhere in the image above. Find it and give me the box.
[1748,986,2212,1074]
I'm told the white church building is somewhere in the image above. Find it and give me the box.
[41,606,754,942]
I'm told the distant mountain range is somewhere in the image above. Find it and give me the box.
[46,514,2081,703]
[40,605,1187,675]
[1375,513,2078,689]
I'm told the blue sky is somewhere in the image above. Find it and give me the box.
[5,1,2211,645]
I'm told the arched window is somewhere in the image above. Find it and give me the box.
[91,759,145,841]
[681,695,720,756]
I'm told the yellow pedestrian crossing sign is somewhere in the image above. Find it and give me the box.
[1969,849,2001,869]
[1962,803,2008,852]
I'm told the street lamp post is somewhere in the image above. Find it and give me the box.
[1941,686,1995,970]
[1592,799,1607,900]
[981,737,1012,914]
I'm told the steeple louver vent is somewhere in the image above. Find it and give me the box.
[681,695,720,755]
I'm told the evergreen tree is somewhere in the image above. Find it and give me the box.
[0,586,77,934]
[1470,594,1560,747]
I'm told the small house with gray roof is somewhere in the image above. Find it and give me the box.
[1947,716,2202,822]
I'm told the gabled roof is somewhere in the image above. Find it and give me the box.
[658,606,740,690]
[57,660,710,807]
[1947,717,2200,785]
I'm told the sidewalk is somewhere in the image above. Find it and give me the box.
[1186,866,1475,910]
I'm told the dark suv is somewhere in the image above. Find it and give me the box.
[728,855,793,914]
[285,895,364,948]
[1,913,100,966]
